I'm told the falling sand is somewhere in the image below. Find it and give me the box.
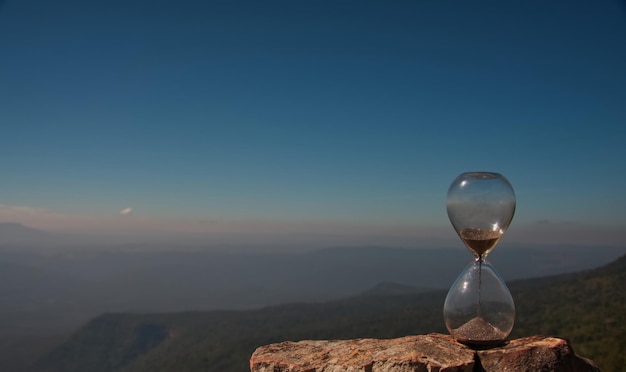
[452,317,507,347]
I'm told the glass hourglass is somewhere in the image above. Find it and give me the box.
[443,172,516,347]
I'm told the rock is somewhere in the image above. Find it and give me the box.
[476,335,601,372]
[250,334,600,372]
[250,334,476,372]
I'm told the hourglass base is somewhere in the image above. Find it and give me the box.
[451,316,508,347]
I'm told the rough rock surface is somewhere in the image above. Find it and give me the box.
[251,334,475,372]
[250,334,600,372]
[477,335,601,372]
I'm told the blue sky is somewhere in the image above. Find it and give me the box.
[1,0,625,247]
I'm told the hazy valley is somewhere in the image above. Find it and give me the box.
[0,223,624,371]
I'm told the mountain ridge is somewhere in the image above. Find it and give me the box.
[0,222,64,246]
[33,254,626,372]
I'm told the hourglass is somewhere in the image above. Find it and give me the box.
[443,172,516,347]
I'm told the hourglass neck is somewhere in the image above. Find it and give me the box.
[473,254,488,263]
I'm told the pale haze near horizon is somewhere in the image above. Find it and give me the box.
[1,0,625,250]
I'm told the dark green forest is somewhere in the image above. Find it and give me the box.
[32,253,625,372]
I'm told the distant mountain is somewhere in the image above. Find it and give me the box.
[33,254,626,372]
[0,223,63,246]
[358,281,430,296]
[3,243,620,319]
[0,243,623,369]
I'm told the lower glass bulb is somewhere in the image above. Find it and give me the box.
[443,257,515,346]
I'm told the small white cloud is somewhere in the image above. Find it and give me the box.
[119,207,133,216]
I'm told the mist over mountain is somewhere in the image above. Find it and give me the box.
[1,222,623,316]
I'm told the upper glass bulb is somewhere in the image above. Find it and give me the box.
[446,172,516,257]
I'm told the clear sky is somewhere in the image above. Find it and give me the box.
[1,0,625,248]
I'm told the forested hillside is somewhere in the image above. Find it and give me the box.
[35,254,625,372]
